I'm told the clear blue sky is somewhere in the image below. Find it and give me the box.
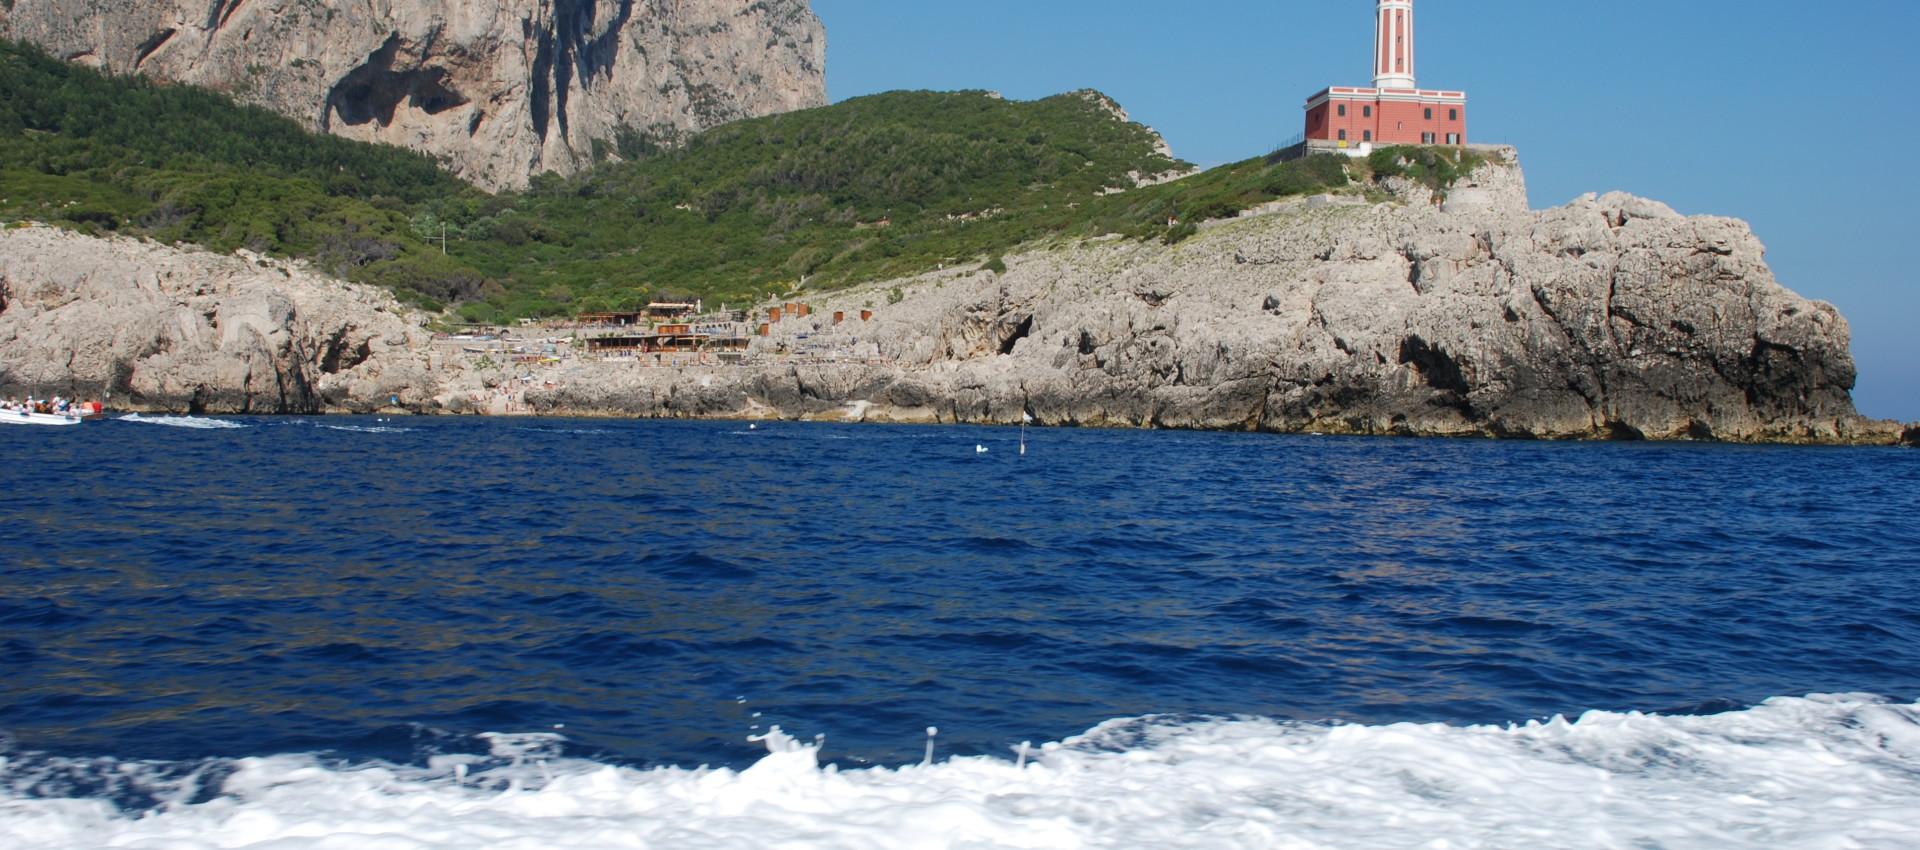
[809,0,1919,422]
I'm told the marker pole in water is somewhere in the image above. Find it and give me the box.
[1021,411,1031,455]
[923,726,938,766]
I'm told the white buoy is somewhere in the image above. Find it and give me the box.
[976,445,988,453]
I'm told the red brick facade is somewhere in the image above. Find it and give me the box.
[1304,88,1466,146]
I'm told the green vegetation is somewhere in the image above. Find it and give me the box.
[1,38,1380,321]
[0,39,484,308]
[1363,145,1488,199]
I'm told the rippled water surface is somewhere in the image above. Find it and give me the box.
[5,416,1916,775]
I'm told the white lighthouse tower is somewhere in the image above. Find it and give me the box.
[1373,0,1416,91]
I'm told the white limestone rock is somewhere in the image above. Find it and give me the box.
[0,150,1898,443]
[0,226,438,413]
[0,0,827,191]
[527,153,1893,444]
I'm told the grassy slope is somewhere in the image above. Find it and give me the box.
[0,39,489,306]
[2,38,1411,323]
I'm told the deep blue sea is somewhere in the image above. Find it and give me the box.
[4,415,1919,848]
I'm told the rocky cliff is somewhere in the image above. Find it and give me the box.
[0,225,439,413]
[0,151,1907,444]
[0,0,826,190]
[525,150,1900,444]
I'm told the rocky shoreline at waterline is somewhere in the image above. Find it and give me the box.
[2,152,1912,445]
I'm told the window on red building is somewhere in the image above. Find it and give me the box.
[1425,108,1433,120]
[1363,131,1372,142]
[1363,105,1372,118]
[1449,109,1458,121]
[1338,104,1346,117]
[1339,130,1347,141]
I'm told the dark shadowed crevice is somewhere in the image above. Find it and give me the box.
[204,0,246,32]
[552,33,573,140]
[325,34,470,130]
[1740,338,1804,408]
[530,29,555,142]
[133,29,177,69]
[317,329,373,375]
[1398,334,1468,393]
[998,315,1033,355]
[1603,421,1646,441]
[535,0,637,143]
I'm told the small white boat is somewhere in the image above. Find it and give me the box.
[1,409,85,426]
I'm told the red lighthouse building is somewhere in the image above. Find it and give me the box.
[1303,0,1466,148]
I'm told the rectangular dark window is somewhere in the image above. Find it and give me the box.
[1425,108,1433,120]
[1363,105,1372,118]
[1337,104,1346,117]
[1363,130,1372,142]
[1422,132,1435,144]
[1339,130,1347,141]
[1449,108,1458,121]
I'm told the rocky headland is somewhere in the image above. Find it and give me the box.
[0,225,439,414]
[521,149,1902,444]
[0,150,1909,444]
[0,0,826,190]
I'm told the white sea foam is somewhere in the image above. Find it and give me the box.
[317,424,413,434]
[118,413,246,429]
[4,695,1918,849]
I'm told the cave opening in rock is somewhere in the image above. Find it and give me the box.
[999,315,1034,355]
[1398,334,1469,393]
[325,35,469,130]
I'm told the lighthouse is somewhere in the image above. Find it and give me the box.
[1374,0,1416,90]
[1302,0,1466,148]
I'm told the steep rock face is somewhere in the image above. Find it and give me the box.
[526,150,1894,443]
[0,0,826,190]
[0,226,438,413]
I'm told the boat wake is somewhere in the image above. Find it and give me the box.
[118,414,246,430]
[3,695,1917,849]
[316,423,413,434]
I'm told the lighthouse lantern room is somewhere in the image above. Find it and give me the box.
[1303,0,1466,147]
